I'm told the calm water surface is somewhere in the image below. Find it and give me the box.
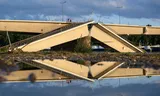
[0,76,160,96]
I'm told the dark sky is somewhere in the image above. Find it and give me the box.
[0,76,160,96]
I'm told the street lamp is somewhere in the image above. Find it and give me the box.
[117,6,123,24]
[60,1,67,21]
[116,0,123,24]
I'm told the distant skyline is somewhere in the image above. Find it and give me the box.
[0,0,160,26]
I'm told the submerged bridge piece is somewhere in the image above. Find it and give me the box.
[0,22,143,53]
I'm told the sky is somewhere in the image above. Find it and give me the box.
[0,0,160,26]
[1,76,160,96]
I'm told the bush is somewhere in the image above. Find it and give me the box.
[74,36,92,53]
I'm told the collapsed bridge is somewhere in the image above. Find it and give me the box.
[0,20,159,82]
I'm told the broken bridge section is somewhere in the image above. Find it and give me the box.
[0,21,144,53]
[0,21,93,52]
[18,23,143,53]
[90,23,144,53]
[18,21,93,52]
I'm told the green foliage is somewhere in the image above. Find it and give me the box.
[74,37,92,53]
[75,45,92,53]
[121,35,160,46]
[41,51,51,55]
[122,52,133,56]
[0,32,34,46]
[0,32,34,53]
[77,59,85,65]
[18,63,39,70]
[0,32,8,46]
[12,49,23,53]
[0,47,8,53]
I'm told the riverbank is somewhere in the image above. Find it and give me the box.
[0,51,159,67]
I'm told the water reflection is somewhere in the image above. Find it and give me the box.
[1,76,160,96]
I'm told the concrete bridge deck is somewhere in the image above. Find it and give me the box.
[0,20,69,33]
[0,20,160,35]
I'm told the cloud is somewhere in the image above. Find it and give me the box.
[0,0,160,21]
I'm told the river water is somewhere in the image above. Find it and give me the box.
[0,76,160,96]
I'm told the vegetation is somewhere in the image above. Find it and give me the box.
[0,32,35,47]
[18,63,39,70]
[122,35,160,46]
[74,36,92,53]
[76,59,85,65]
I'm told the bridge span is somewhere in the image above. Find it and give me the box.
[0,21,143,53]
[0,20,160,35]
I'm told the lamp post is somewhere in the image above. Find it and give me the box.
[60,1,67,21]
[116,0,123,24]
[117,6,123,24]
